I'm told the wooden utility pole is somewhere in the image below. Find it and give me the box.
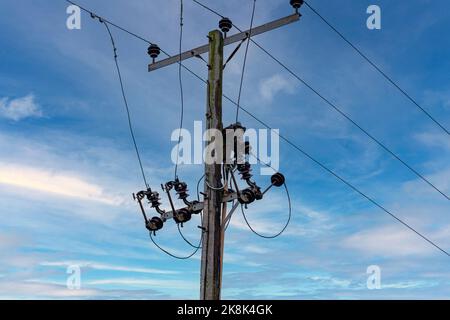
[200,30,224,300]
[148,11,300,301]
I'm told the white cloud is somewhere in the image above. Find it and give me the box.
[402,166,450,198]
[341,225,446,257]
[308,275,352,288]
[86,278,196,290]
[0,163,123,205]
[0,95,42,121]
[229,198,334,239]
[0,281,99,299]
[0,234,41,272]
[423,89,450,111]
[415,131,450,151]
[0,280,172,299]
[241,244,269,255]
[259,74,295,103]
[40,261,179,275]
[381,281,435,290]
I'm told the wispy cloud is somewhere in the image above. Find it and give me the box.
[241,244,270,255]
[40,261,179,275]
[423,89,450,111]
[86,278,197,290]
[415,131,450,151]
[381,281,436,290]
[229,198,334,239]
[307,275,352,289]
[0,94,42,121]
[0,163,123,205]
[0,281,99,299]
[259,74,295,103]
[341,225,443,257]
[0,280,171,299]
[1,0,450,300]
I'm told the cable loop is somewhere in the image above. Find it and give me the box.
[150,231,202,260]
[240,182,291,239]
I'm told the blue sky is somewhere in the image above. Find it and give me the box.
[0,0,449,299]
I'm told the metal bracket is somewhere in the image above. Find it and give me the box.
[161,201,205,220]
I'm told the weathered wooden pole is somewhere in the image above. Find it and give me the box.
[200,30,224,300]
[147,11,300,301]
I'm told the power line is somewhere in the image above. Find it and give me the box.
[66,0,170,58]
[67,1,450,258]
[233,101,450,257]
[241,153,292,239]
[235,0,256,123]
[178,223,202,249]
[174,0,185,180]
[67,0,152,45]
[150,231,202,259]
[192,0,449,135]
[189,0,450,202]
[192,0,224,18]
[196,173,205,201]
[179,168,205,250]
[101,20,149,188]
[172,173,204,249]
[303,1,450,136]
[240,183,292,239]
[76,1,204,260]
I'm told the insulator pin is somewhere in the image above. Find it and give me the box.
[219,17,233,34]
[174,208,192,224]
[239,188,256,204]
[148,44,161,62]
[174,180,189,200]
[271,173,285,187]
[290,0,304,10]
[237,162,253,181]
[146,216,163,232]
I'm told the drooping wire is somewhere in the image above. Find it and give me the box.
[175,173,205,249]
[189,0,450,202]
[196,173,205,201]
[102,21,149,188]
[77,2,201,260]
[240,182,291,239]
[239,153,292,239]
[174,0,185,180]
[176,208,204,250]
[239,107,449,255]
[235,0,256,123]
[303,1,449,136]
[150,231,202,260]
[205,180,225,191]
[177,223,202,249]
[65,1,450,258]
